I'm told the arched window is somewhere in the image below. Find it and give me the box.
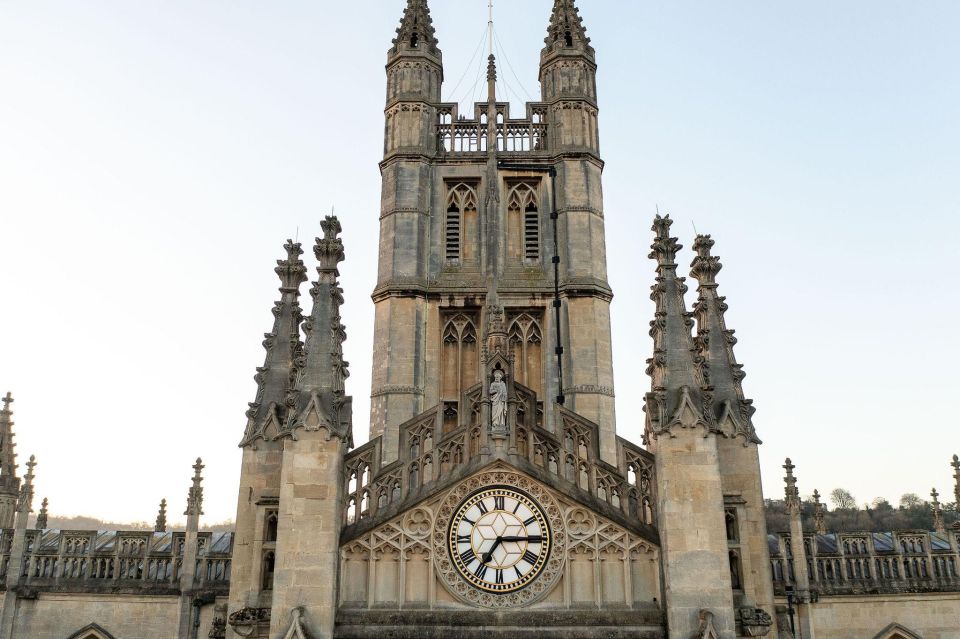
[508,313,544,396]
[507,183,540,263]
[441,313,479,421]
[265,511,278,543]
[445,183,477,264]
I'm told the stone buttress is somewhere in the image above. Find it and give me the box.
[644,215,737,638]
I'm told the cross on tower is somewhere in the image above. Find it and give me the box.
[1,392,12,410]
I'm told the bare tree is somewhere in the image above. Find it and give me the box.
[830,488,856,510]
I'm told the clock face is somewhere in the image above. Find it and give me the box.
[448,486,551,593]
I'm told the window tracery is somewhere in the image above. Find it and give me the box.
[445,183,477,264]
[507,183,540,263]
[441,312,479,432]
[508,312,544,396]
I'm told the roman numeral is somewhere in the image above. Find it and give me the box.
[514,566,524,580]
[462,517,475,525]
[523,516,537,526]
[456,534,470,544]
[512,501,521,514]
[493,495,505,511]
[525,536,543,544]
[460,548,476,565]
[495,569,504,584]
[476,500,488,515]
[474,563,488,580]
[522,550,539,565]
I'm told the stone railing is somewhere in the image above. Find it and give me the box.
[769,529,960,595]
[436,102,549,155]
[342,389,656,532]
[0,529,233,593]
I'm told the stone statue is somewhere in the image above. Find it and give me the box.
[490,369,507,433]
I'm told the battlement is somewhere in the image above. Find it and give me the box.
[436,102,549,155]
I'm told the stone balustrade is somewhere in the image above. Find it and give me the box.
[769,529,960,595]
[0,529,233,593]
[436,103,549,154]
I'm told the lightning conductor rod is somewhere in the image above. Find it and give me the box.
[488,0,494,58]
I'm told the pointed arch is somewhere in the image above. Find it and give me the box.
[506,182,541,262]
[440,312,479,419]
[508,312,544,395]
[445,182,478,263]
[66,624,117,639]
[872,623,923,639]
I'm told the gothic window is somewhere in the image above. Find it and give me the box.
[509,312,544,396]
[445,183,477,264]
[262,551,275,591]
[265,511,278,543]
[507,183,540,263]
[725,509,739,542]
[441,313,479,425]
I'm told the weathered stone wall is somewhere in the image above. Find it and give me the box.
[8,592,178,638]
[779,592,960,639]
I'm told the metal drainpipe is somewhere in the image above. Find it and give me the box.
[496,160,565,406]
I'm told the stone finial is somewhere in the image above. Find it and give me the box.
[242,239,307,445]
[689,232,759,445]
[931,488,946,534]
[315,216,346,279]
[952,454,960,512]
[35,497,48,530]
[17,455,36,513]
[1,392,11,411]
[184,458,204,517]
[783,458,801,513]
[0,391,17,483]
[390,0,440,58]
[155,498,168,533]
[649,214,681,266]
[813,489,827,534]
[543,0,593,54]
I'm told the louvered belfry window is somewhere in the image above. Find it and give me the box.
[445,183,477,264]
[508,182,540,263]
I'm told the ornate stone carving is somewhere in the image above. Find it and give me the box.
[692,609,721,639]
[489,370,508,434]
[738,607,773,637]
[281,607,310,639]
[227,607,270,638]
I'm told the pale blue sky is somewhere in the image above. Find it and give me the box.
[1,1,958,524]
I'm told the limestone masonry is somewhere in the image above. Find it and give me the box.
[1,2,958,638]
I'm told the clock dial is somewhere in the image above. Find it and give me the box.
[448,486,551,593]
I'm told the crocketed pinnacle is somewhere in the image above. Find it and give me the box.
[288,217,353,444]
[690,234,760,444]
[812,489,826,534]
[390,0,441,59]
[17,455,35,514]
[35,497,48,530]
[644,215,713,440]
[155,498,168,533]
[543,0,593,55]
[184,458,204,517]
[241,240,307,446]
[931,488,946,534]
[783,458,801,514]
[0,393,20,498]
[952,454,959,510]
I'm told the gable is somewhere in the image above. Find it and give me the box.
[66,624,117,639]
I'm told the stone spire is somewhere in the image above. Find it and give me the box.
[952,454,959,511]
[644,215,714,440]
[35,498,48,530]
[389,0,440,59]
[542,0,593,58]
[690,234,760,444]
[931,488,946,534]
[241,240,308,446]
[17,456,35,516]
[155,498,168,533]
[0,393,20,499]
[783,458,801,515]
[813,489,827,534]
[287,217,352,444]
[184,458,204,517]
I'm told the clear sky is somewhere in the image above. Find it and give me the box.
[1,1,958,525]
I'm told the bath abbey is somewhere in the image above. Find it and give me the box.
[0,1,958,638]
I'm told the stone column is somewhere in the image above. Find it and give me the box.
[784,459,816,639]
[177,458,204,639]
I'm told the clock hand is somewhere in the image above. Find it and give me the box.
[481,537,503,564]
[501,536,542,542]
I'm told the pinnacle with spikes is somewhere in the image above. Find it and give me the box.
[0,392,18,488]
[155,498,168,533]
[544,0,593,55]
[931,488,946,533]
[17,455,36,513]
[952,454,959,512]
[644,215,713,440]
[390,0,440,58]
[783,458,801,513]
[812,489,826,534]
[35,497,48,530]
[242,239,307,446]
[690,234,759,444]
[184,458,204,517]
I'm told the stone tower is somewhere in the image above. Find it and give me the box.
[370,0,617,465]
